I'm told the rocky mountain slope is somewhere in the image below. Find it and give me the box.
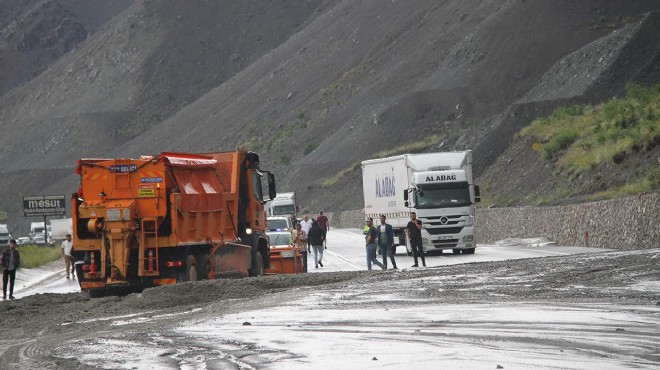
[0,0,658,233]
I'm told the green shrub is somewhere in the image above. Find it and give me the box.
[16,244,62,269]
[303,142,318,156]
[543,128,579,159]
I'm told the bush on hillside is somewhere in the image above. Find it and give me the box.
[521,84,660,179]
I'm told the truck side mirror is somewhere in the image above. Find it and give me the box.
[403,190,408,202]
[268,173,276,200]
[474,185,481,203]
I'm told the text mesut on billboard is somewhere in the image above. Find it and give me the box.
[23,195,66,217]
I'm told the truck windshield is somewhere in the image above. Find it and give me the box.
[273,205,295,215]
[415,183,471,208]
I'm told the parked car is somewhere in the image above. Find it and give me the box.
[267,216,293,231]
[16,237,31,245]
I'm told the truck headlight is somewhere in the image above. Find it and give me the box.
[464,216,474,226]
[462,235,474,242]
[422,238,428,244]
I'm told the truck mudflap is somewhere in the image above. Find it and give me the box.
[153,278,177,286]
[80,281,106,290]
[267,246,304,275]
[209,243,251,278]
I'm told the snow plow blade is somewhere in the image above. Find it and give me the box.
[210,243,251,278]
[267,246,304,274]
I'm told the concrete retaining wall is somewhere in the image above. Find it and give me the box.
[325,192,659,250]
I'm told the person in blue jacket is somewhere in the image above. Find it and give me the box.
[377,214,397,270]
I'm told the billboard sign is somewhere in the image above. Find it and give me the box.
[23,195,66,217]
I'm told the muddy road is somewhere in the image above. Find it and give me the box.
[1,246,659,369]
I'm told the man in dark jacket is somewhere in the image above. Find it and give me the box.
[2,239,20,300]
[406,212,426,267]
[307,220,325,268]
[377,214,397,269]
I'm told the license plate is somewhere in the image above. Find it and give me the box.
[437,236,452,240]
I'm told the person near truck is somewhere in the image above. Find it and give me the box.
[378,214,397,270]
[293,223,308,272]
[316,211,329,248]
[406,212,426,267]
[61,234,75,279]
[307,220,325,268]
[2,239,20,300]
[365,218,384,271]
[300,215,313,236]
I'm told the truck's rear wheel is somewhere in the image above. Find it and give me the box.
[186,255,198,281]
[196,254,209,280]
[251,252,264,277]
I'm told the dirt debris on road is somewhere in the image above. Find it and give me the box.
[0,248,658,369]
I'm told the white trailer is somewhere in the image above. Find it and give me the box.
[50,218,73,242]
[361,151,480,255]
[265,192,297,217]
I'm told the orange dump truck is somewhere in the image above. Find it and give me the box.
[71,150,276,296]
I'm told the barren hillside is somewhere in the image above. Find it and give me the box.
[0,0,658,233]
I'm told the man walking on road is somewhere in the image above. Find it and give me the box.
[1,239,20,300]
[307,220,325,268]
[378,214,397,270]
[365,218,384,271]
[406,212,426,267]
[316,211,329,247]
[61,234,75,279]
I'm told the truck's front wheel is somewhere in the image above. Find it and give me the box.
[251,252,264,277]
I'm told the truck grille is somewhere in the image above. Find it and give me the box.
[425,215,464,226]
[426,227,463,235]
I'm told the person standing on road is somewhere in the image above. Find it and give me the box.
[307,220,325,268]
[293,223,309,272]
[61,234,75,279]
[316,211,330,248]
[1,239,20,300]
[300,215,313,237]
[406,212,426,267]
[378,214,397,270]
[289,213,298,228]
[365,218,384,271]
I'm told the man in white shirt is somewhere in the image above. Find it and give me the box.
[299,215,313,236]
[61,234,75,279]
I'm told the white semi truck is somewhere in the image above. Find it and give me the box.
[265,192,297,217]
[0,224,11,247]
[361,151,480,255]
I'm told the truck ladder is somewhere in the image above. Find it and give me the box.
[140,217,160,276]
